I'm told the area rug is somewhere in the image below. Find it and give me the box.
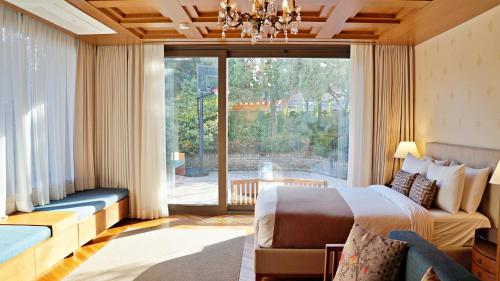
[64,227,246,281]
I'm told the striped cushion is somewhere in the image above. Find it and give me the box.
[391,170,418,196]
[409,175,436,209]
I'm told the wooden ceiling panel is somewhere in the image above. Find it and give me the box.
[357,6,402,15]
[5,0,497,45]
[117,5,158,14]
[333,29,378,40]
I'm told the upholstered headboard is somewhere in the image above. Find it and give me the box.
[425,142,500,228]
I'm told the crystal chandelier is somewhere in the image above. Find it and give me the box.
[218,0,301,43]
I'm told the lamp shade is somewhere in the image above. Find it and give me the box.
[490,161,500,184]
[394,141,420,159]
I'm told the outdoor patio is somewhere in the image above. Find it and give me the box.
[167,170,348,205]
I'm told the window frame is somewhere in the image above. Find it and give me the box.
[164,45,350,214]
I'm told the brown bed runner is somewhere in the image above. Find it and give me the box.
[272,187,354,249]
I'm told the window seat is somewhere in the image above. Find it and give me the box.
[0,188,129,281]
[0,225,51,264]
[34,188,129,221]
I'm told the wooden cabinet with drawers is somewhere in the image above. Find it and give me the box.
[471,228,498,281]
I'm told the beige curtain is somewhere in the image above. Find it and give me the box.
[128,45,168,219]
[95,46,129,188]
[92,45,167,219]
[372,45,415,184]
[347,44,374,187]
[74,41,96,191]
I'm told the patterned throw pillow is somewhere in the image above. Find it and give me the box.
[391,170,418,196]
[334,225,407,281]
[408,175,437,209]
[420,267,441,281]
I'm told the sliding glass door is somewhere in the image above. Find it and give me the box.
[165,48,349,211]
[165,56,220,206]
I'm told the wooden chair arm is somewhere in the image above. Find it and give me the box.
[324,244,344,281]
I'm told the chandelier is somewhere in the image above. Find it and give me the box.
[218,0,301,43]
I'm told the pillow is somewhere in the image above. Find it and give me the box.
[420,267,440,281]
[409,174,437,209]
[426,163,466,213]
[334,225,407,281]
[391,170,418,196]
[402,154,431,176]
[423,156,451,166]
[460,167,490,213]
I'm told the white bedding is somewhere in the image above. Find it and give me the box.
[430,209,491,247]
[255,185,434,248]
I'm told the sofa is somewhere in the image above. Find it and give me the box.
[389,231,479,281]
[0,188,129,281]
[324,231,478,281]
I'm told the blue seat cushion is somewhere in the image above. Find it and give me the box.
[0,225,51,264]
[34,188,128,221]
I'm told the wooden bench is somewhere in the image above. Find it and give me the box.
[229,178,328,205]
[0,190,129,281]
[0,211,79,280]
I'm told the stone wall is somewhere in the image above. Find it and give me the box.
[188,153,348,179]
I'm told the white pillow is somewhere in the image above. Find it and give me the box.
[427,163,466,213]
[402,153,431,176]
[460,167,490,214]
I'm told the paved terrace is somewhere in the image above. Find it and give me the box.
[167,170,348,205]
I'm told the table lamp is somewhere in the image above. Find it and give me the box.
[394,141,421,159]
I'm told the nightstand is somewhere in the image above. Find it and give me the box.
[472,228,498,281]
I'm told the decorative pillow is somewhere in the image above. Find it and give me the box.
[427,163,466,213]
[391,170,418,196]
[408,175,437,209]
[402,154,432,176]
[423,156,451,166]
[334,225,407,281]
[460,167,490,213]
[420,267,441,281]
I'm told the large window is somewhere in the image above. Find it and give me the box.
[165,48,350,210]
[227,58,350,206]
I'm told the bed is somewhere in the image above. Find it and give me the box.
[254,142,500,280]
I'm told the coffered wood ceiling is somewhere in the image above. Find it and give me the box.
[4,0,500,45]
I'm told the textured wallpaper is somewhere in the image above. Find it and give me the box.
[415,5,500,153]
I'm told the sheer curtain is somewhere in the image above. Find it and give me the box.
[347,44,374,187]
[92,44,168,219]
[0,5,77,217]
[130,45,168,219]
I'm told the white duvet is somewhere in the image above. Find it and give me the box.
[254,185,434,248]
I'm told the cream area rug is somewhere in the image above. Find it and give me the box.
[64,227,247,281]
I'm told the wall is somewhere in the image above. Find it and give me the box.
[415,5,500,152]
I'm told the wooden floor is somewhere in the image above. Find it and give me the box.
[39,215,255,281]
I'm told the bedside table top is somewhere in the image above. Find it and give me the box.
[476,228,498,245]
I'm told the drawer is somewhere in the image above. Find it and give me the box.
[472,248,497,274]
[472,262,496,281]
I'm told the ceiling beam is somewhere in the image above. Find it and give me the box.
[149,0,203,39]
[66,0,140,44]
[316,0,363,38]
